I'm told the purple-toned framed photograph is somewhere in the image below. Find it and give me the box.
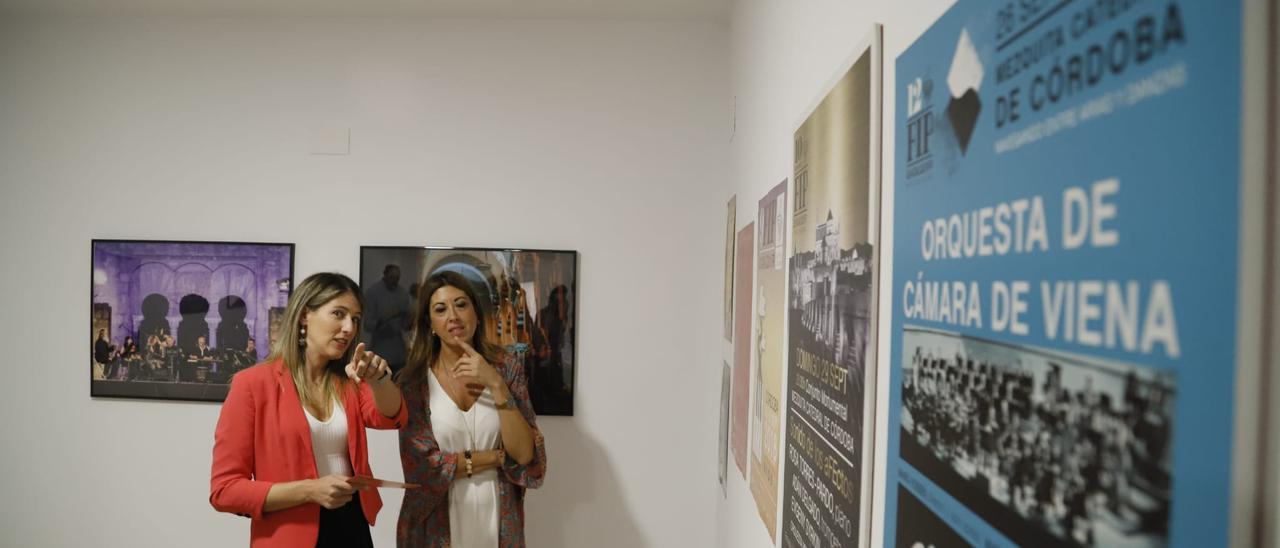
[90,239,294,402]
[360,246,578,416]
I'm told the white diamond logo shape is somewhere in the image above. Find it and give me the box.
[947,28,983,99]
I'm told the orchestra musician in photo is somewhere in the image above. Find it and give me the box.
[92,331,263,384]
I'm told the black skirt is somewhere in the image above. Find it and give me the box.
[316,494,374,548]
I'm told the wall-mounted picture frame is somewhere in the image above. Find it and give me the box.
[90,239,295,402]
[360,246,578,416]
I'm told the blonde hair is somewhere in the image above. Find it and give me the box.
[269,272,363,415]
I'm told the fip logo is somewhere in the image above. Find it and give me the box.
[907,27,985,182]
[905,77,935,176]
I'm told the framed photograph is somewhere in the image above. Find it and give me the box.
[90,239,295,402]
[360,246,578,416]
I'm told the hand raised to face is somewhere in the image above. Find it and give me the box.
[450,337,501,395]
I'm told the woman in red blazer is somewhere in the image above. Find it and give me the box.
[211,272,408,547]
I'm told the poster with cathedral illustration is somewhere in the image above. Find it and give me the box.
[779,25,882,548]
[749,179,787,541]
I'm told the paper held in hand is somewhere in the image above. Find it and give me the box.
[349,475,421,490]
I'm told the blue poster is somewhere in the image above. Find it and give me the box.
[884,2,1242,548]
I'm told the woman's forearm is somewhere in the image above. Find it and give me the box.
[262,480,314,513]
[369,376,403,417]
[492,384,535,464]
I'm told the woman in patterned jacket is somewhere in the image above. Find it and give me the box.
[396,271,547,547]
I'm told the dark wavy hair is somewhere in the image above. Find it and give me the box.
[397,270,504,386]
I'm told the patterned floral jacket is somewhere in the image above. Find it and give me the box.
[396,355,548,547]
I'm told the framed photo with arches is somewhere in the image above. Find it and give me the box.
[90,239,295,402]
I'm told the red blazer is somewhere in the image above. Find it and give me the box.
[210,359,408,547]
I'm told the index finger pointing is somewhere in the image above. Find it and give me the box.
[351,342,366,362]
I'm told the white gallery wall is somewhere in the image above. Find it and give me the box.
[718,1,966,547]
[0,15,728,547]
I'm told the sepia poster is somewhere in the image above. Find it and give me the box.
[732,222,756,478]
[725,195,738,341]
[780,26,883,548]
[749,179,787,541]
[884,2,1247,547]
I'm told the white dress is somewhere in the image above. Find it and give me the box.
[429,369,501,548]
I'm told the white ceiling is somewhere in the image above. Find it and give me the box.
[0,0,729,20]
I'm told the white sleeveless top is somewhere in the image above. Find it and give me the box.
[429,369,501,548]
[304,398,352,477]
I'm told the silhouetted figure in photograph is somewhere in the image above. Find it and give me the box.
[217,295,251,354]
[137,293,172,342]
[177,294,211,355]
[527,284,573,414]
[363,264,410,374]
[94,329,112,379]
